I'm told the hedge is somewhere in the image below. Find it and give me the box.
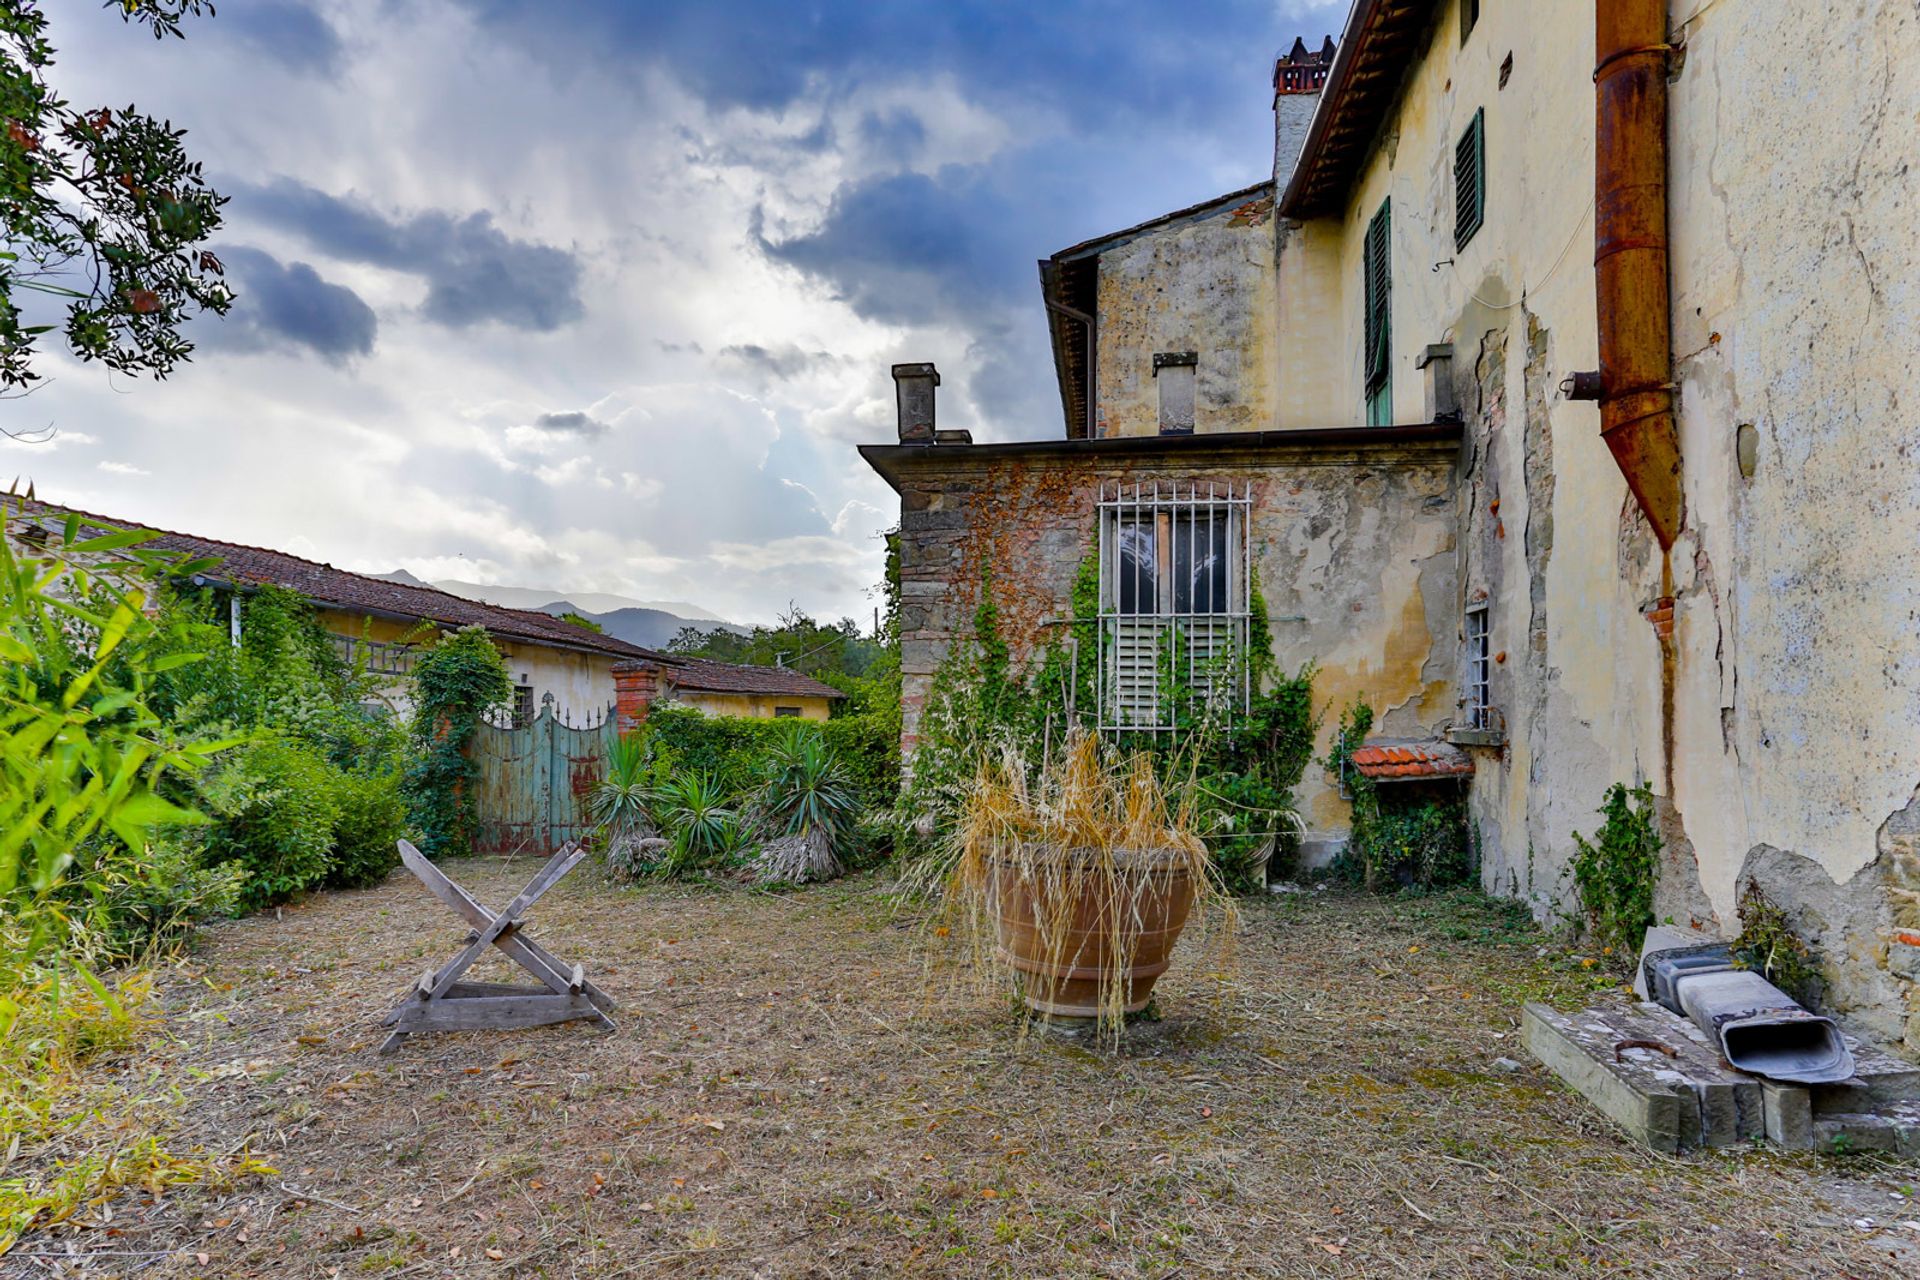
[640,706,900,808]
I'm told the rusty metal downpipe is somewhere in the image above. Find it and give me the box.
[1566,0,1683,550]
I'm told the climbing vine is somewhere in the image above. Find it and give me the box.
[403,626,513,859]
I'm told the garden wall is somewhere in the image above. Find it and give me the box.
[863,427,1462,862]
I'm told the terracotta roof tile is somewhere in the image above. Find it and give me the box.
[5,496,668,663]
[665,657,844,700]
[1350,739,1474,781]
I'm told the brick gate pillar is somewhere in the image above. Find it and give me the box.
[611,660,663,733]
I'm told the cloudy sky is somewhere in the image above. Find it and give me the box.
[5,0,1342,626]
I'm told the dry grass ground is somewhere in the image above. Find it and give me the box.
[8,856,1920,1278]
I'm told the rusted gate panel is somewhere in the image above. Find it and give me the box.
[471,695,615,855]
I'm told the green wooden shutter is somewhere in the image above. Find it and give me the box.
[1362,199,1391,425]
[1455,108,1485,250]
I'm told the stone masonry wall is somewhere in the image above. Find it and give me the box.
[890,437,1460,860]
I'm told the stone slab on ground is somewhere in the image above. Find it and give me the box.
[1523,1001,1762,1152]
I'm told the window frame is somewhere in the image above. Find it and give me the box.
[773,706,803,718]
[1464,604,1491,730]
[1454,108,1486,251]
[1096,480,1252,732]
[510,682,536,730]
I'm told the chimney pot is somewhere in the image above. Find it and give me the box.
[892,362,940,443]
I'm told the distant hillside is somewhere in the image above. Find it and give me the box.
[535,602,743,651]
[366,572,742,649]
[432,578,732,625]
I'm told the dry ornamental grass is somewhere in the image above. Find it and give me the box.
[4,857,1917,1279]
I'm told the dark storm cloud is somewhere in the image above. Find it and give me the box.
[530,410,610,436]
[204,246,376,363]
[233,179,585,332]
[757,170,1031,326]
[717,344,843,381]
[223,3,344,76]
[448,0,1336,127]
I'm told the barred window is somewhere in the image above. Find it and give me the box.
[511,683,535,730]
[1464,605,1492,729]
[1097,481,1251,731]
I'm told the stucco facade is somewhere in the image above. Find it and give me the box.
[866,430,1461,861]
[870,0,1920,1050]
[1269,0,1920,1046]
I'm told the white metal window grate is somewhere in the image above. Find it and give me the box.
[1464,605,1491,729]
[331,634,415,676]
[1096,481,1252,732]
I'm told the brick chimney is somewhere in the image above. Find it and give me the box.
[1274,35,1336,194]
[611,659,662,732]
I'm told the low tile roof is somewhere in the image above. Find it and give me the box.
[1349,739,1474,781]
[664,657,845,701]
[3,495,668,663]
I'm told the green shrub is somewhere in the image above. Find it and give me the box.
[194,739,342,909]
[1,513,232,976]
[1323,698,1471,893]
[326,767,407,889]
[640,706,899,810]
[1569,782,1661,959]
[92,834,247,954]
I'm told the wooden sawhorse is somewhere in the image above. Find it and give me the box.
[379,839,616,1054]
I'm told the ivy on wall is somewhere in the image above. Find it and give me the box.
[402,626,513,859]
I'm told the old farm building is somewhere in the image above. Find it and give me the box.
[863,4,1920,1053]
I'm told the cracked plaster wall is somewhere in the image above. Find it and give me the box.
[1273,0,1920,1043]
[1093,196,1281,438]
[888,443,1458,861]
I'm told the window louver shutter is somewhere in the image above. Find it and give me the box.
[1455,109,1485,250]
[1362,200,1391,396]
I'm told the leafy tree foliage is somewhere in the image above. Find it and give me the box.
[1,0,230,393]
[669,605,882,686]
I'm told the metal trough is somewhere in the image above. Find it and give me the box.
[1639,933,1854,1085]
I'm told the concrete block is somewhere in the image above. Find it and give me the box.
[1812,1114,1899,1154]
[1811,1034,1920,1114]
[1761,1082,1813,1149]
[1524,1003,1697,1153]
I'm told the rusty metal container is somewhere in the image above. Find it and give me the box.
[987,845,1197,1020]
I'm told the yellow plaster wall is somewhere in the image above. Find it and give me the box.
[313,608,618,722]
[666,691,833,721]
[1273,1,1920,1040]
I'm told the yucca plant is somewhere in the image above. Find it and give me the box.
[654,771,741,877]
[589,734,663,879]
[751,725,860,883]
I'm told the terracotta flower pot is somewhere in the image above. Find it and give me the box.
[987,844,1197,1020]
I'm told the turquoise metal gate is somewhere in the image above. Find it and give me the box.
[471,694,616,855]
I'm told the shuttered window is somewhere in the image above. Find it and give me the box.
[1455,108,1485,250]
[1097,482,1251,731]
[1362,199,1391,426]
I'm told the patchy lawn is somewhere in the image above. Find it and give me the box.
[9,858,1919,1278]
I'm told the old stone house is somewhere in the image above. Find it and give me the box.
[3,496,841,726]
[863,2,1920,1052]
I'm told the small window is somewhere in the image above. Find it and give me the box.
[1362,199,1392,426]
[1153,351,1197,435]
[510,683,535,729]
[1464,606,1491,729]
[773,706,802,718]
[1461,0,1480,43]
[1454,108,1486,250]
